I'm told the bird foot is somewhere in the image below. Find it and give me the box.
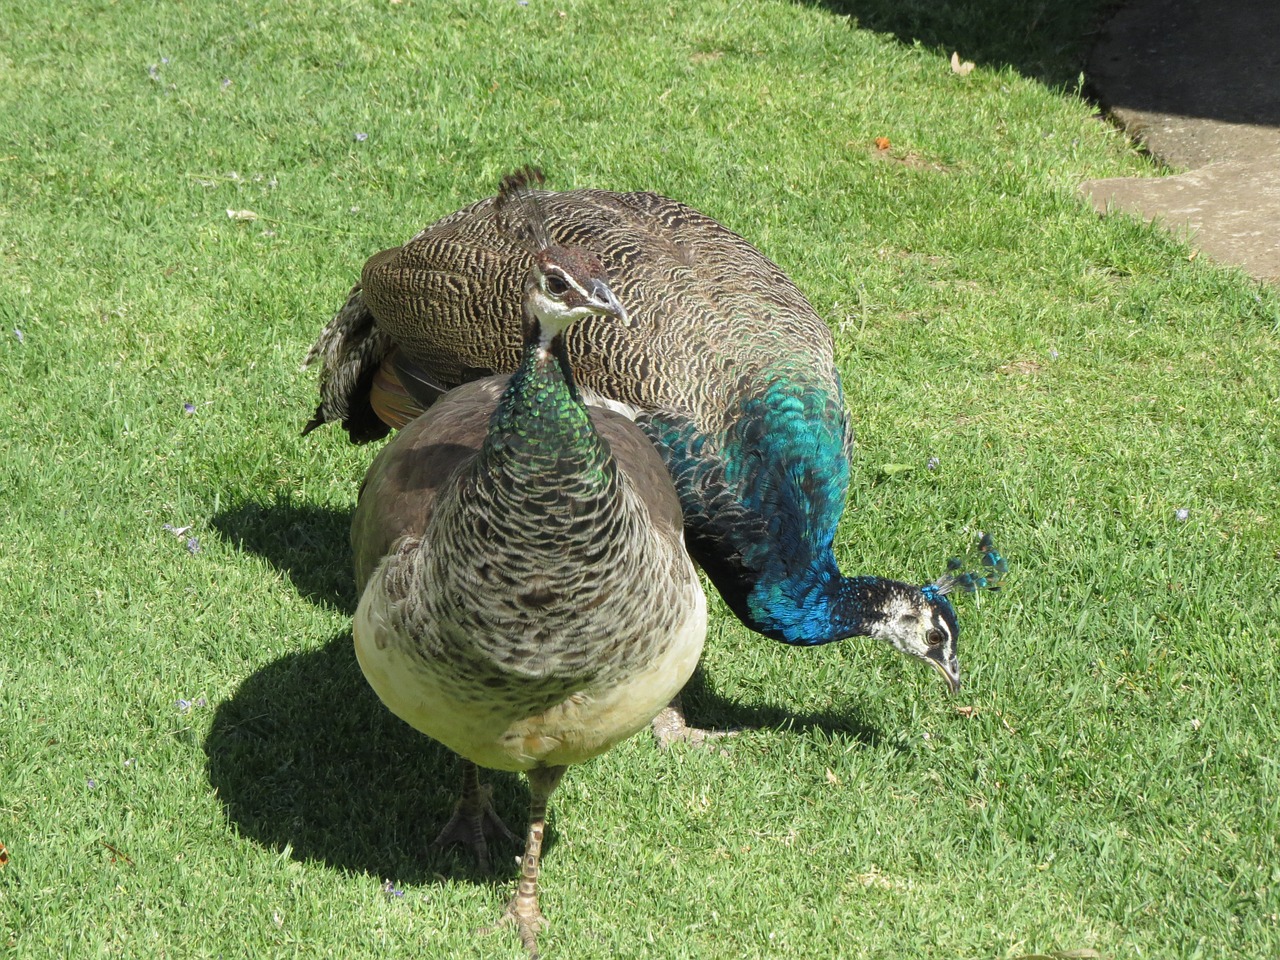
[432,781,519,872]
[650,703,737,752]
[481,894,547,959]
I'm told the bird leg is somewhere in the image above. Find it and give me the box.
[650,692,737,751]
[433,760,519,872]
[488,764,566,960]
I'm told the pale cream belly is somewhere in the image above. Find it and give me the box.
[353,580,707,772]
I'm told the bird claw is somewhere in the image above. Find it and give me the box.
[650,703,737,752]
[480,896,548,959]
[432,781,519,872]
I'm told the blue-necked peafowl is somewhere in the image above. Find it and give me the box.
[309,173,1001,740]
[350,169,706,957]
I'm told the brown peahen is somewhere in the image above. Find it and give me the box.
[349,169,706,957]
[311,173,1002,734]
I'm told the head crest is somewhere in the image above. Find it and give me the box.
[494,165,552,254]
[927,531,1008,598]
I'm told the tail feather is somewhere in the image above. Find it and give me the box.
[302,285,396,442]
[369,358,428,430]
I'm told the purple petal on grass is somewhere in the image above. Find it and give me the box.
[382,881,405,898]
[87,778,97,789]
[926,457,940,471]
[353,132,369,142]
[1175,508,1189,522]
[221,77,232,90]
[13,328,23,343]
[177,699,191,712]
[1049,348,1060,360]
[186,537,201,554]
[183,402,196,414]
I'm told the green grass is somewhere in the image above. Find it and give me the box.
[2,0,1278,957]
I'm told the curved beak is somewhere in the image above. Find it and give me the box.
[587,278,630,327]
[925,649,961,694]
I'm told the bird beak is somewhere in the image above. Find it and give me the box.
[588,278,630,327]
[925,649,961,694]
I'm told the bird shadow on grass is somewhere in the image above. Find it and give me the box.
[204,632,893,892]
[206,500,894,878]
[210,497,358,615]
[204,634,890,885]
[204,631,536,887]
[678,665,893,750]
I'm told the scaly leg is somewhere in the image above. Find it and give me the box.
[489,765,566,959]
[433,760,518,872]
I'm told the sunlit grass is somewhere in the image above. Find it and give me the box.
[2,0,1278,957]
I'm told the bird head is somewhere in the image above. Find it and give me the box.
[880,531,1006,694]
[494,165,628,343]
[526,245,629,341]
[867,583,963,693]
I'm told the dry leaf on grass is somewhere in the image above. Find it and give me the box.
[950,51,975,76]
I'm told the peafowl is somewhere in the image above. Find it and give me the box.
[309,172,999,738]
[349,169,707,957]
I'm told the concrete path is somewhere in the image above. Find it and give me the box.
[1079,0,1280,283]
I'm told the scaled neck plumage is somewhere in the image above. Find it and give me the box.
[480,314,606,483]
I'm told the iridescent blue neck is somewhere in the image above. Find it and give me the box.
[744,557,908,646]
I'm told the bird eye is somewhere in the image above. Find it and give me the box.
[926,628,945,648]
[544,274,569,296]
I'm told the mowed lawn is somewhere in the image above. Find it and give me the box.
[2,1,1278,957]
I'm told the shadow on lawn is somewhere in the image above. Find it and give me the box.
[204,635,892,883]
[209,498,891,744]
[204,631,524,886]
[799,0,1118,89]
[678,664,890,750]
[211,497,358,614]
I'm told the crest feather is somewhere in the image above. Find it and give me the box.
[494,166,552,253]
[928,531,1008,597]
